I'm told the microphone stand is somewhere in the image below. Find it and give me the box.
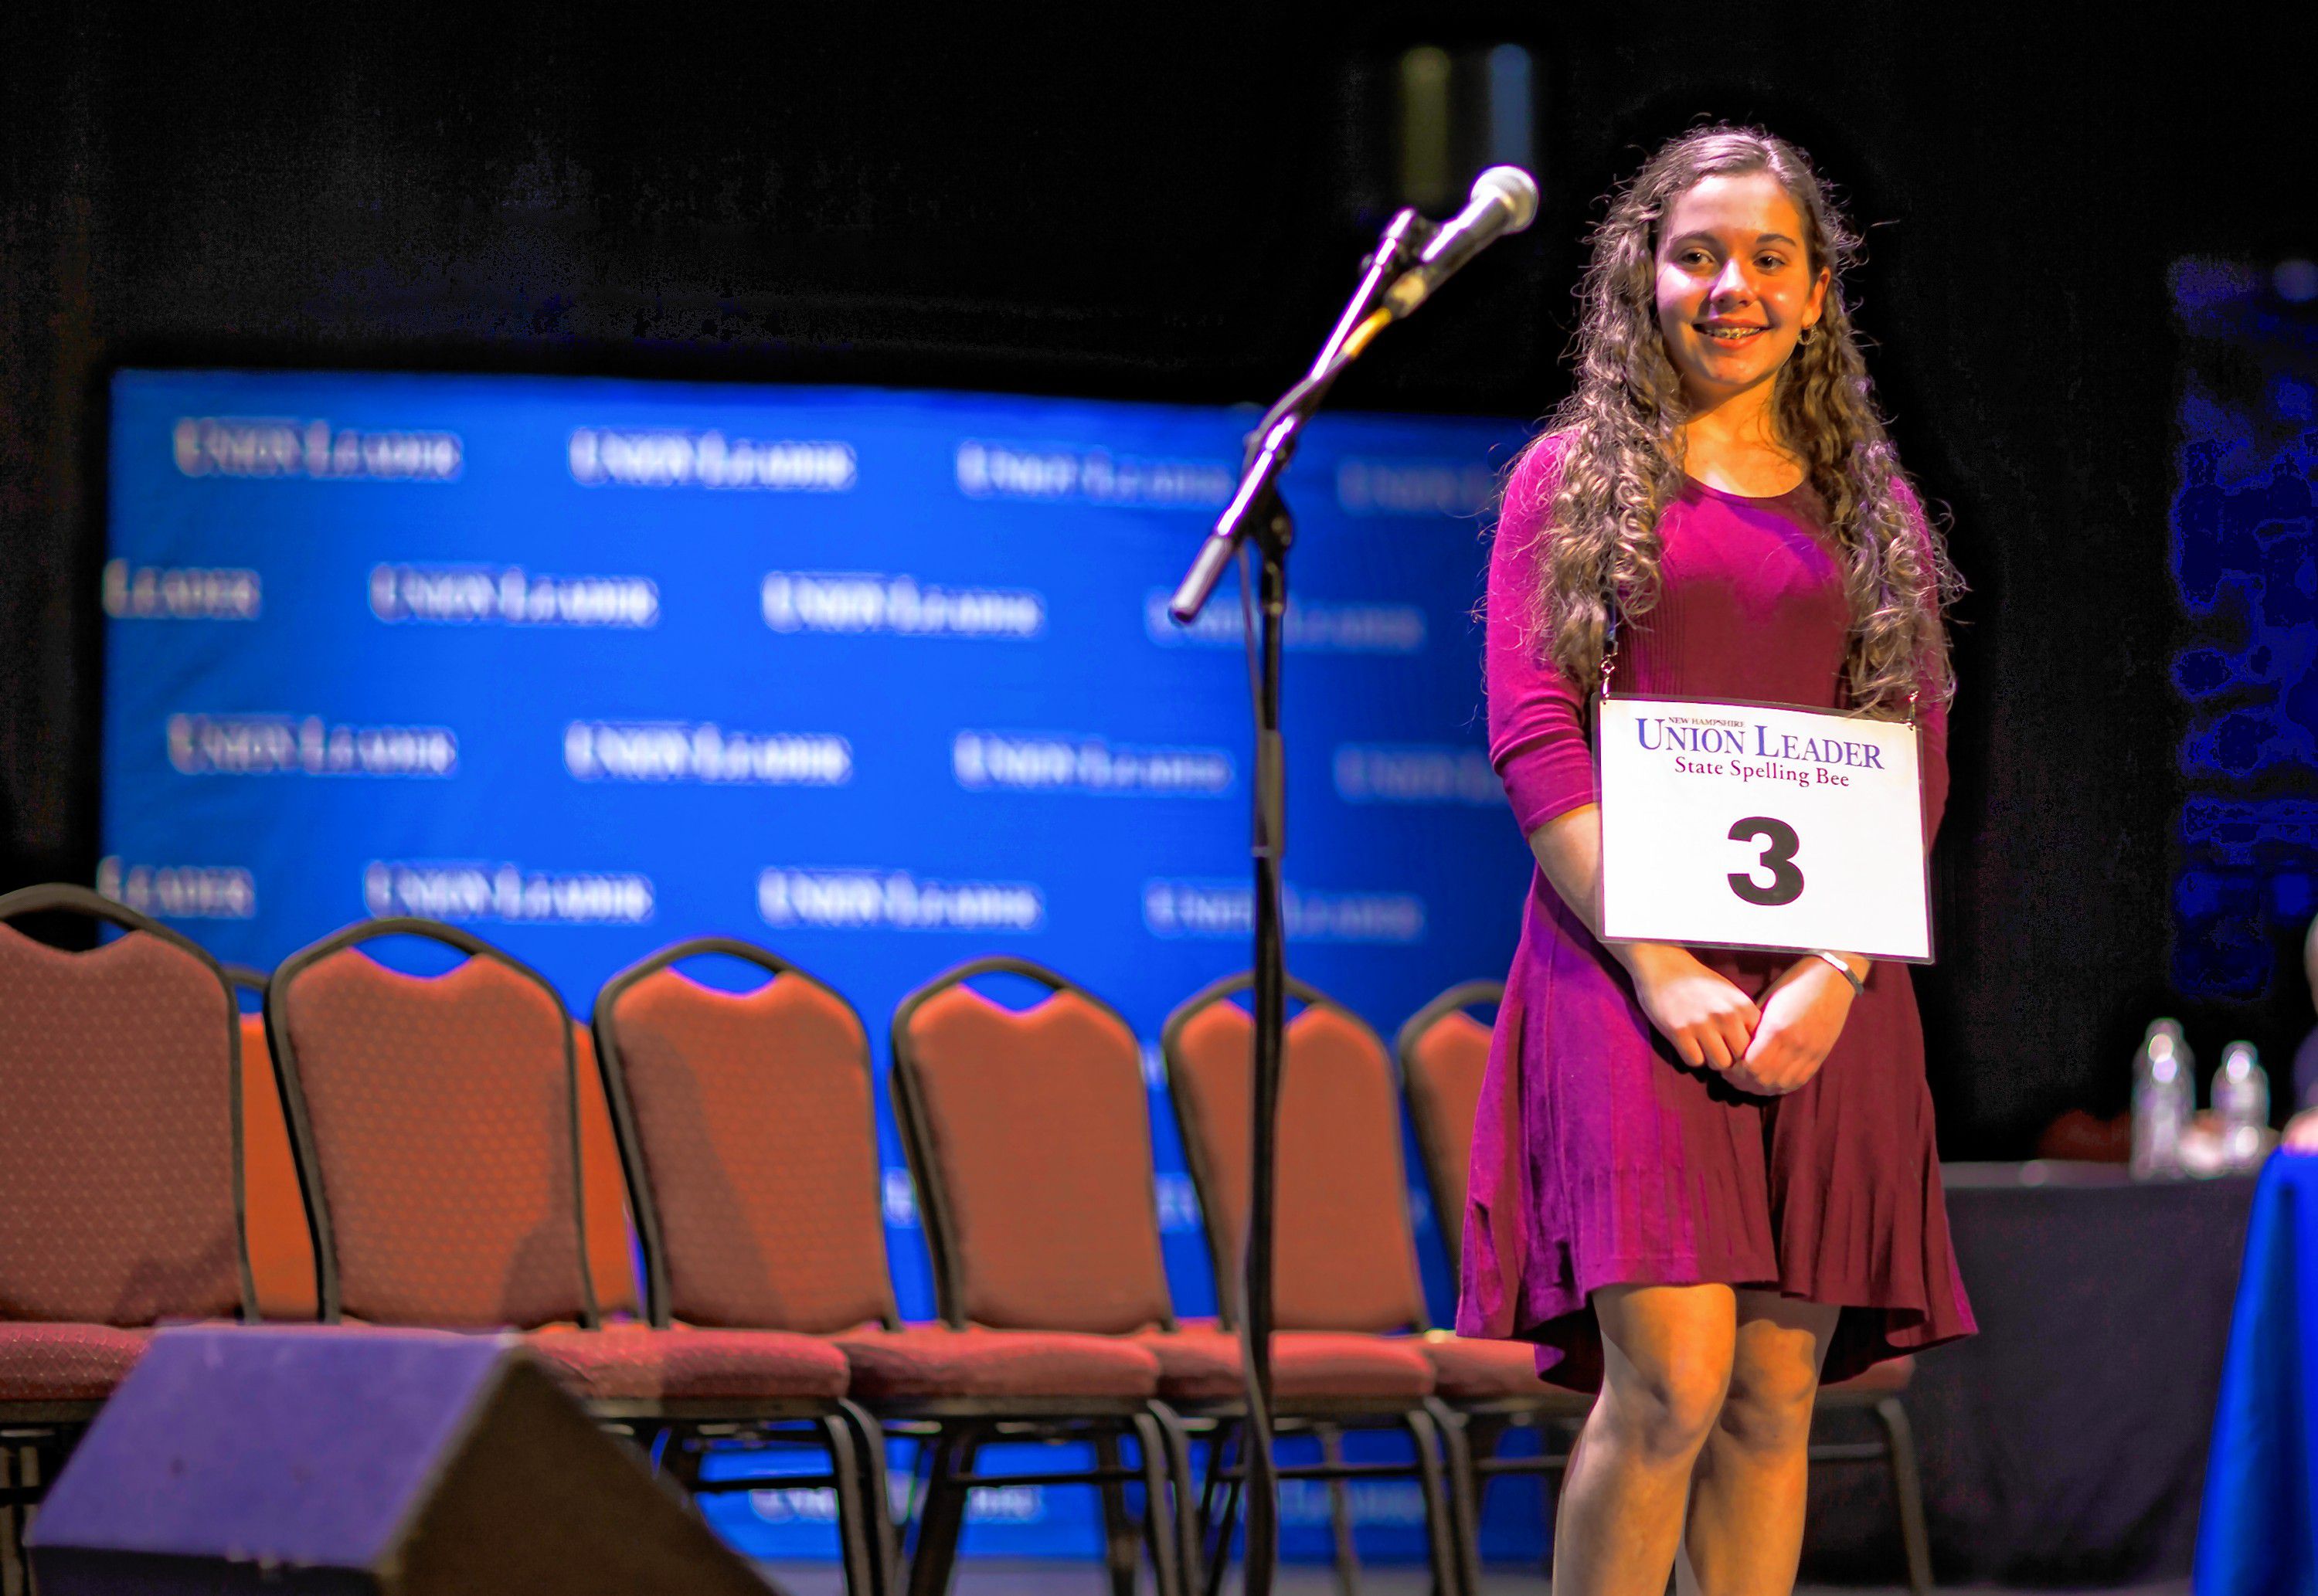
[1166,205,1430,1596]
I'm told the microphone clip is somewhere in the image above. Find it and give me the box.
[1360,207,1436,278]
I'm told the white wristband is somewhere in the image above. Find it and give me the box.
[1811,950,1865,996]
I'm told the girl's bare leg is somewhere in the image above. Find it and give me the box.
[1552,1282,1738,1596]
[1682,1291,1842,1595]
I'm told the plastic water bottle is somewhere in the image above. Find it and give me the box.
[2213,1041,2271,1173]
[2151,1017,2195,1081]
[2132,1023,2191,1179]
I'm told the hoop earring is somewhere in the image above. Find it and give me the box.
[1797,324,1817,347]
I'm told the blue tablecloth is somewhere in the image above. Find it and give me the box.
[2197,1150,2318,1592]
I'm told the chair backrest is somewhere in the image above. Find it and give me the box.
[237,962,638,1324]
[266,919,597,1330]
[570,1023,643,1319]
[224,965,320,1322]
[593,938,896,1333]
[1395,982,1502,1277]
[891,957,1175,1335]
[1163,973,1429,1336]
[0,885,252,1325]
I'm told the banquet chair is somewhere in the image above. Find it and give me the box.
[894,957,1452,1596]
[1395,980,1586,1570]
[264,917,886,1594]
[592,938,1174,1596]
[1397,979,1936,1596]
[1166,973,1539,1593]
[0,885,257,1593]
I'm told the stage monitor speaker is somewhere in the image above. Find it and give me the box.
[27,1325,777,1595]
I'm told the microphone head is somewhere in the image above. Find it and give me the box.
[1473,165,1540,233]
[1385,164,1543,318]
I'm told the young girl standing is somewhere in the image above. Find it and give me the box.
[1458,126,1976,1594]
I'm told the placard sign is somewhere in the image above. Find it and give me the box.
[1596,696,1932,963]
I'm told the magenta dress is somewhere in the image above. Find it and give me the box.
[1454,436,1978,1390]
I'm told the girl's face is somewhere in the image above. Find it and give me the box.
[1653,170,1830,414]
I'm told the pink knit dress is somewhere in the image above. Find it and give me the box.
[1454,436,1977,1390]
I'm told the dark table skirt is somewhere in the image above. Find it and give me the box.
[1803,1160,2258,1584]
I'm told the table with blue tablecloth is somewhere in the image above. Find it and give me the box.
[2197,1149,2318,1591]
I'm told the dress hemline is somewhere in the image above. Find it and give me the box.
[1505,1258,1977,1394]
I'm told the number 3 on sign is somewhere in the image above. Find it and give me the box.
[1727,817,1803,906]
[1595,697,1933,963]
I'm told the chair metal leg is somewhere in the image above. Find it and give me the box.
[1425,1397,1484,1596]
[1094,1430,1141,1596]
[1874,1397,1936,1596]
[839,1399,899,1584]
[1399,1407,1463,1596]
[897,1423,938,1546]
[1204,1425,1245,1596]
[659,1425,705,1494]
[1147,1401,1203,1596]
[13,1441,47,1596]
[1315,1425,1361,1596]
[819,1411,881,1596]
[0,1445,22,1596]
[1196,1418,1232,1547]
[838,1400,902,1596]
[1130,1410,1188,1596]
[904,1424,978,1596]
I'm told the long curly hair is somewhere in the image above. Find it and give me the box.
[1512,125,1959,715]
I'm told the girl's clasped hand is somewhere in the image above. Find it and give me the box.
[1626,944,1857,1096]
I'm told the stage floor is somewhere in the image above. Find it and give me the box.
[753,1566,2191,1596]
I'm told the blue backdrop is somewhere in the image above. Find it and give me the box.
[102,368,1547,1562]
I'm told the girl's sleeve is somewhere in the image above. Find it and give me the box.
[1891,477,1951,847]
[1487,439,1599,837]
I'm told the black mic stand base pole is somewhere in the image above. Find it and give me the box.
[1239,494,1290,1596]
[1167,208,1428,1596]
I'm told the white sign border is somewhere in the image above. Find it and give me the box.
[1594,692,1937,966]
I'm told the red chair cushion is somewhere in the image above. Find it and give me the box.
[1819,1353,1915,1401]
[0,1323,149,1403]
[1418,1333,1560,1401]
[526,1325,850,1402]
[832,1326,1161,1401]
[1136,1324,1436,1404]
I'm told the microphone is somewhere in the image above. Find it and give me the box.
[1166,168,1539,627]
[1379,166,1539,320]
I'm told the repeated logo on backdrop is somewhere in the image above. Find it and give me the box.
[104,371,1536,1562]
